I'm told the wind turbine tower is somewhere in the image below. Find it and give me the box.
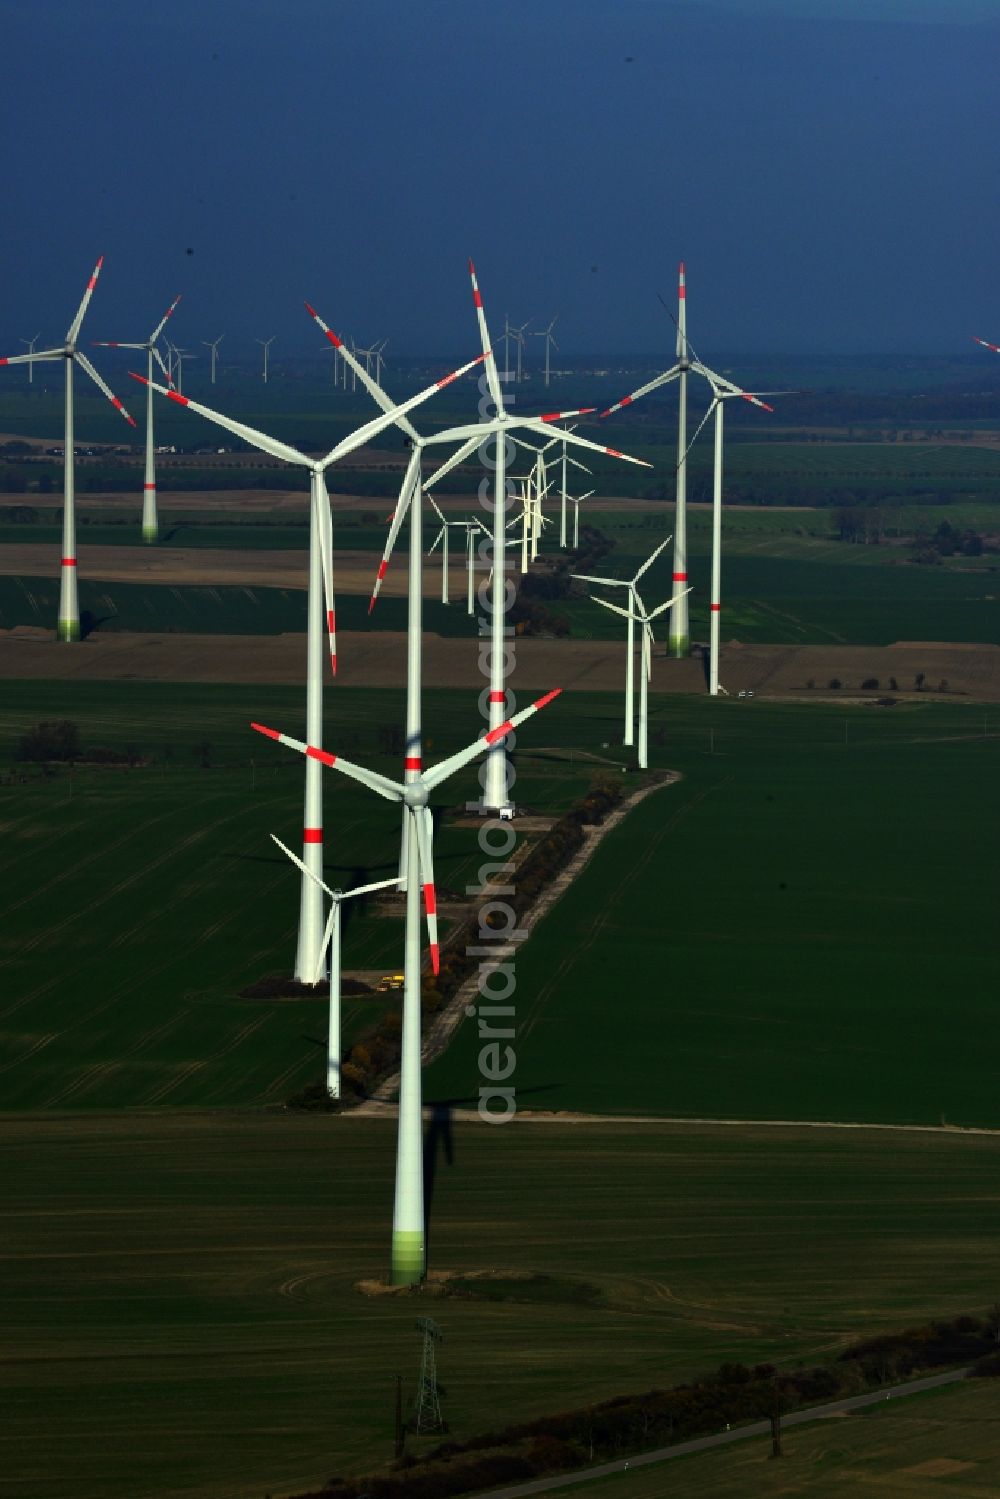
[257,337,276,383]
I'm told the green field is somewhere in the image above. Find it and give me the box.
[550,1378,1000,1498]
[0,576,475,637]
[426,695,1000,1128]
[3,684,998,1125]
[0,682,596,1109]
[5,1113,1000,1499]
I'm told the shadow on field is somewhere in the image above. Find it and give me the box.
[422,1085,564,1253]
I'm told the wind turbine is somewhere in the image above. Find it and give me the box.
[568,487,595,550]
[252,686,563,1284]
[134,345,481,981]
[392,262,652,813]
[533,316,558,388]
[427,496,468,605]
[94,294,181,544]
[19,335,40,383]
[171,347,195,395]
[511,318,530,383]
[677,374,775,696]
[373,340,388,385]
[602,264,762,660]
[0,256,136,640]
[593,589,690,768]
[257,337,276,382]
[202,335,224,385]
[577,537,672,746]
[271,835,396,1100]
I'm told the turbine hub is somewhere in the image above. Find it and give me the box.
[403,781,428,810]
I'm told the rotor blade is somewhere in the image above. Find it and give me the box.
[519,419,653,468]
[468,259,504,416]
[566,455,591,474]
[251,723,403,803]
[972,335,1000,354]
[427,493,447,526]
[646,586,693,623]
[313,471,337,676]
[304,301,421,442]
[151,345,175,390]
[632,536,673,584]
[428,526,445,555]
[341,877,398,901]
[66,256,104,345]
[0,349,62,366]
[575,573,629,588]
[91,341,145,350]
[320,354,484,469]
[75,351,137,427]
[150,294,183,345]
[423,688,562,792]
[369,446,420,612]
[691,361,775,412]
[413,805,440,975]
[599,365,682,419]
[422,432,482,490]
[130,374,312,466]
[593,596,635,623]
[270,833,337,902]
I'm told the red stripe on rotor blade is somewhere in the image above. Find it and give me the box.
[404,757,422,771]
[61,558,76,566]
[473,289,483,308]
[673,573,688,582]
[605,447,625,458]
[306,745,336,767]
[422,884,437,917]
[302,828,323,843]
[430,944,440,976]
[485,719,513,746]
[167,391,189,406]
[250,722,281,740]
[532,688,562,712]
[0,359,7,367]
[87,276,97,290]
[376,561,388,580]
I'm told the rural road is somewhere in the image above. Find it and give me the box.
[470,1368,973,1498]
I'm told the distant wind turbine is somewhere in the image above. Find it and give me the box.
[202,335,224,384]
[0,256,136,639]
[257,336,276,382]
[93,294,182,543]
[533,316,558,388]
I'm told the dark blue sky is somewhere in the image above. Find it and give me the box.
[1,0,997,357]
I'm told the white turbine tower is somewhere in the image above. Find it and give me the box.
[20,335,40,383]
[94,294,182,544]
[511,318,530,383]
[533,316,558,388]
[252,686,563,1284]
[257,337,276,382]
[0,256,137,640]
[593,589,690,768]
[202,335,224,385]
[271,835,396,1100]
[577,537,672,746]
[135,346,481,981]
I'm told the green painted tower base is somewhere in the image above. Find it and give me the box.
[391,1230,425,1286]
[668,634,690,658]
[57,618,80,642]
[142,526,158,544]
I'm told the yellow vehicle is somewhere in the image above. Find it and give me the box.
[377,973,405,993]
